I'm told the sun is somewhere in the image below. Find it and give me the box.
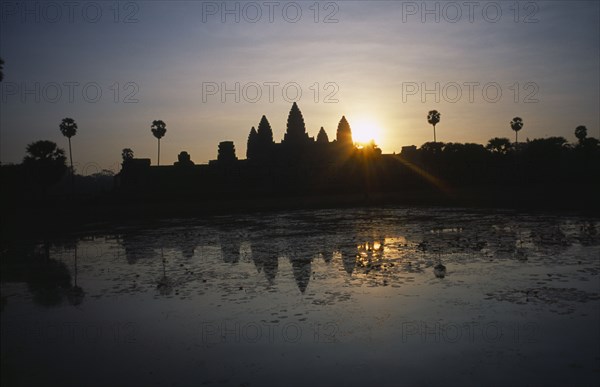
[351,118,382,146]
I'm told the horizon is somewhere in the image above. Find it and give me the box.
[1,1,599,173]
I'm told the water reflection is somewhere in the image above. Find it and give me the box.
[340,244,357,275]
[530,224,571,254]
[156,247,173,295]
[356,239,385,273]
[66,245,85,306]
[419,226,487,255]
[250,239,278,284]
[122,232,156,264]
[290,255,312,293]
[578,221,597,246]
[180,233,196,260]
[433,263,447,278]
[1,240,79,307]
[219,231,241,264]
[3,209,600,387]
[3,209,600,306]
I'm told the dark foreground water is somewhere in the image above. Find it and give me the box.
[1,207,599,386]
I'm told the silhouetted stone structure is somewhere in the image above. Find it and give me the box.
[175,151,194,166]
[116,102,377,197]
[109,102,599,211]
[317,127,329,143]
[283,102,313,146]
[336,116,353,147]
[217,141,237,164]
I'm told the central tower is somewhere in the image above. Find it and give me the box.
[283,102,312,146]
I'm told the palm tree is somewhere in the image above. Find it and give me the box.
[122,148,134,161]
[151,120,167,165]
[575,125,587,144]
[486,137,512,155]
[427,110,441,143]
[121,148,134,168]
[510,117,524,145]
[24,140,66,165]
[59,118,77,176]
[23,140,67,193]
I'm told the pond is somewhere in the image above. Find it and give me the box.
[1,207,599,386]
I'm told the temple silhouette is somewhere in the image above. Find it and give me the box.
[116,102,385,198]
[113,102,600,211]
[3,102,598,221]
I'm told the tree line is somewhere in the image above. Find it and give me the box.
[4,113,598,196]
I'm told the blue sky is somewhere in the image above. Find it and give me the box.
[1,1,598,172]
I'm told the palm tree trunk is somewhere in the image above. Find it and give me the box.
[433,125,437,143]
[158,138,161,166]
[68,137,74,192]
[515,131,518,147]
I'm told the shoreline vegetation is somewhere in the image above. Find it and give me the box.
[2,185,599,242]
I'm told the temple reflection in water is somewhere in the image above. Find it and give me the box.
[3,209,598,306]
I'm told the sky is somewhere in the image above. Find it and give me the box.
[1,0,599,173]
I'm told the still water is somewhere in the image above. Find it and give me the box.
[2,207,599,386]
